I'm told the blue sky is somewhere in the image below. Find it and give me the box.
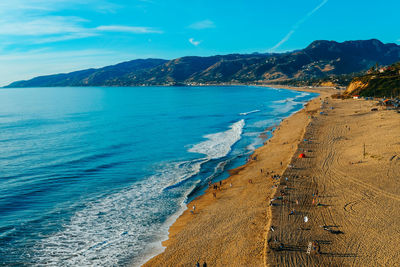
[0,0,399,86]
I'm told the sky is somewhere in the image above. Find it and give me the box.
[0,0,399,86]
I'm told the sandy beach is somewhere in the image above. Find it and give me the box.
[142,86,400,266]
[268,96,400,266]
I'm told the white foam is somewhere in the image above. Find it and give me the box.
[162,159,207,191]
[31,120,245,266]
[188,119,245,159]
[31,162,200,267]
[136,184,194,267]
[271,92,311,115]
[239,109,261,116]
[273,92,310,104]
[246,137,265,151]
[248,118,277,128]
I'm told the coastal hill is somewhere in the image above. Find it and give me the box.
[5,39,400,88]
[344,62,400,97]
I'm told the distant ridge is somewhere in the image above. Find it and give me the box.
[5,39,400,88]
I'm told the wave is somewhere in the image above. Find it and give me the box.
[164,119,245,190]
[271,92,311,116]
[188,119,245,159]
[162,159,206,191]
[239,110,260,116]
[14,120,249,266]
[273,92,310,104]
[248,118,278,128]
[31,162,197,267]
[246,137,266,151]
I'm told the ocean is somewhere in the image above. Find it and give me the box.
[0,86,317,266]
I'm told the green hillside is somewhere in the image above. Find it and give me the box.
[345,62,400,97]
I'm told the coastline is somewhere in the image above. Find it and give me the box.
[141,86,333,266]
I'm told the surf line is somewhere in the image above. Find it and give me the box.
[239,110,261,116]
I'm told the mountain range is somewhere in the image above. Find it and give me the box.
[5,39,400,88]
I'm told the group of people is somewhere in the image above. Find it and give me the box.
[208,181,222,198]
[312,190,319,206]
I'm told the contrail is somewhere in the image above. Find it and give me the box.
[270,0,329,51]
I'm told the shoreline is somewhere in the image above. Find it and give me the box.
[141,86,334,266]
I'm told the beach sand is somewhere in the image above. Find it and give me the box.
[268,97,400,266]
[142,87,400,266]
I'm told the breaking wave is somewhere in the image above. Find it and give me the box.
[188,119,245,159]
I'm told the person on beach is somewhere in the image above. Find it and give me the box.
[192,205,196,212]
[312,241,321,255]
[196,262,200,267]
[203,262,207,267]
[213,192,216,198]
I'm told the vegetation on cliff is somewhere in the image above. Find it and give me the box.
[344,62,400,97]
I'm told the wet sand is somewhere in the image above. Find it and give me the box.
[142,87,400,266]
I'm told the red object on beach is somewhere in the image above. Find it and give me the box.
[298,153,306,158]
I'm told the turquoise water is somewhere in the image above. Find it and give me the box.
[0,86,316,266]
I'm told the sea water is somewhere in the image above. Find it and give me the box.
[0,86,316,266]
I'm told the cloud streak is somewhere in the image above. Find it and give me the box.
[189,20,215,30]
[0,0,121,14]
[189,38,201,46]
[0,16,87,36]
[0,15,162,45]
[96,25,163,34]
[0,0,143,45]
[270,0,328,51]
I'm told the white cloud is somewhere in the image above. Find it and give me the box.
[0,16,87,36]
[270,0,329,51]
[0,0,130,44]
[33,32,99,44]
[0,17,161,45]
[189,38,201,46]
[0,0,121,14]
[189,20,215,30]
[96,25,163,34]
